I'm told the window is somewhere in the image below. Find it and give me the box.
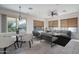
[7,17,17,32]
[61,18,78,32]
[48,20,58,30]
[34,20,44,31]
[7,17,27,32]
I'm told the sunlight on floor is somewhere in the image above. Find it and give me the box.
[72,39,79,42]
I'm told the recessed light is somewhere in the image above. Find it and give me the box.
[28,7,33,10]
[56,4,60,5]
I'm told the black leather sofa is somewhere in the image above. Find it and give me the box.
[32,30,72,47]
[50,30,72,47]
[51,30,72,38]
[32,31,42,40]
[53,35,71,47]
[40,33,57,47]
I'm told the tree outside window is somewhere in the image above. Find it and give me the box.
[7,17,26,32]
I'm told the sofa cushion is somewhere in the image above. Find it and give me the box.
[53,35,71,47]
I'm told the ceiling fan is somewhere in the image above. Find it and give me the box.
[48,9,58,17]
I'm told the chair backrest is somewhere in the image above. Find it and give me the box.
[19,32,27,36]
[32,31,40,37]
[22,34,33,41]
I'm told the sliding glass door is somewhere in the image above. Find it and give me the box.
[7,17,27,32]
[7,17,17,32]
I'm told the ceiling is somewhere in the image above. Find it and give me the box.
[0,4,79,18]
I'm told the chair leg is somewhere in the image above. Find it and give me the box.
[28,41,31,48]
[4,48,6,54]
[31,39,33,44]
[20,41,23,48]
[16,41,19,48]
[14,42,17,49]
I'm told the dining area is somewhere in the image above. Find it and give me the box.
[0,32,33,54]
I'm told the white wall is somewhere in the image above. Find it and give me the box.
[0,15,1,32]
[26,17,34,34]
[44,19,48,31]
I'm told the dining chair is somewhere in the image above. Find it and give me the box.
[19,33,33,48]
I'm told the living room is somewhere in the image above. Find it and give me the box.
[0,4,79,54]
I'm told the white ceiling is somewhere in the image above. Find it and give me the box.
[0,4,79,18]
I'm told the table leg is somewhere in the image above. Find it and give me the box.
[4,48,6,54]
[31,39,33,44]
[29,41,31,48]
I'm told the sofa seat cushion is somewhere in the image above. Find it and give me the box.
[53,35,71,47]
